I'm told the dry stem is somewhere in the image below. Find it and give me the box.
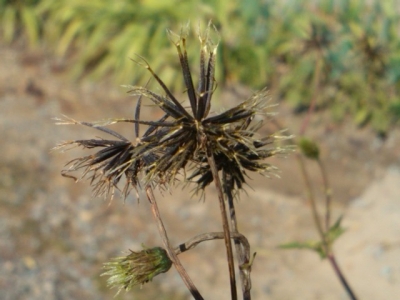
[145,186,203,300]
[206,150,238,300]
[224,173,252,300]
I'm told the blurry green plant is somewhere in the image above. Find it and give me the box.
[36,0,201,86]
[275,101,359,299]
[0,0,41,46]
[1,0,399,133]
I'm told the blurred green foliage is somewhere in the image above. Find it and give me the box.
[1,0,399,133]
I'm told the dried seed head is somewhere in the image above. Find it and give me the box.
[55,22,292,200]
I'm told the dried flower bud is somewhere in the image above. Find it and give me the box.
[102,246,172,294]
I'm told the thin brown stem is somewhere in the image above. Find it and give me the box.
[224,173,252,300]
[328,254,358,300]
[145,186,203,300]
[206,149,238,300]
[297,156,358,299]
[174,232,250,256]
[296,154,328,251]
[279,48,357,300]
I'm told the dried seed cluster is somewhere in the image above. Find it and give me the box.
[55,23,289,200]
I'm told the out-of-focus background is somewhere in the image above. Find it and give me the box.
[0,0,399,299]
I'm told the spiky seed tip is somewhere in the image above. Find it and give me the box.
[102,246,172,295]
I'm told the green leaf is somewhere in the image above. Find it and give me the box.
[279,240,327,259]
[348,21,365,39]
[371,109,390,135]
[2,6,16,43]
[20,6,39,47]
[326,215,346,244]
[57,19,83,56]
[389,101,400,120]
[279,216,346,259]
[354,108,372,127]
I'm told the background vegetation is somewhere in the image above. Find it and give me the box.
[1,0,399,133]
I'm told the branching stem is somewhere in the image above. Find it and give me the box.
[297,156,358,300]
[145,186,203,300]
[175,232,249,256]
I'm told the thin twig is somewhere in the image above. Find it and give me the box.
[174,232,250,256]
[272,49,358,300]
[205,147,238,300]
[317,159,357,300]
[224,173,252,300]
[297,154,327,249]
[316,159,332,232]
[297,155,358,299]
[328,254,358,300]
[145,186,203,300]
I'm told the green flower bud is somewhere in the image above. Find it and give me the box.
[298,137,320,160]
[102,246,172,294]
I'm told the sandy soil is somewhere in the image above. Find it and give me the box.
[0,42,399,300]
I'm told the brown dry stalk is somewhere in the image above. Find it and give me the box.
[226,187,252,300]
[175,232,250,255]
[205,149,238,300]
[145,186,203,300]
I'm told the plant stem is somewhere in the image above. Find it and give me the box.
[275,48,358,300]
[224,173,252,300]
[328,254,358,300]
[145,186,203,300]
[297,154,327,248]
[297,156,358,299]
[206,150,238,300]
[175,232,250,255]
[317,159,357,299]
[316,158,332,232]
